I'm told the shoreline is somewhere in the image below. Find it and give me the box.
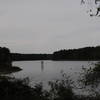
[0,66,22,74]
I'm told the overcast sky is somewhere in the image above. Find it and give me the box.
[0,0,100,53]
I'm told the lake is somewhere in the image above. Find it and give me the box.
[12,61,96,84]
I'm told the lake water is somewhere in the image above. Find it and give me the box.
[12,61,96,84]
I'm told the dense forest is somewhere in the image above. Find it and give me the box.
[0,47,12,67]
[0,46,100,61]
[11,46,100,61]
[0,47,21,73]
[11,53,52,61]
[52,46,100,60]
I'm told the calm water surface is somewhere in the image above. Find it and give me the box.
[12,61,96,84]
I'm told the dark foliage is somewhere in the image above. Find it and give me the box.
[0,73,77,100]
[1,69,100,100]
[48,73,75,100]
[0,47,12,67]
[0,77,49,100]
[53,46,100,60]
[11,53,52,61]
[0,47,21,73]
[79,62,100,87]
[11,46,100,61]
[81,0,100,16]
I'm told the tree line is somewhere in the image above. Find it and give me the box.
[52,46,100,60]
[11,46,100,61]
[11,53,52,61]
[0,46,100,61]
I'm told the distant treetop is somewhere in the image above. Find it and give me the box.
[53,46,100,60]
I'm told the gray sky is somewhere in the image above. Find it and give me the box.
[0,0,100,53]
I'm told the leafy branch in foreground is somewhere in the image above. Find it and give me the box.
[81,0,100,17]
[0,73,76,100]
[48,72,75,100]
[79,62,100,87]
[1,65,100,100]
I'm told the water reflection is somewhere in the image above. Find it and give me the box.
[41,61,44,72]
